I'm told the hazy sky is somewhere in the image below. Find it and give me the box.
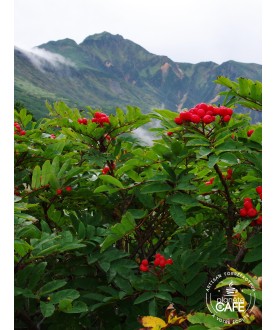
[14,0,262,64]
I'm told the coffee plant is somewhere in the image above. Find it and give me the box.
[14,77,262,329]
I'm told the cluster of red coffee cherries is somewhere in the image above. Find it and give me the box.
[14,122,26,136]
[139,253,173,272]
[239,186,262,226]
[77,112,111,127]
[205,169,233,186]
[56,186,73,195]
[102,163,116,175]
[174,103,233,126]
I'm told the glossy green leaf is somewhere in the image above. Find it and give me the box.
[50,289,80,304]
[99,175,123,188]
[40,301,55,317]
[134,291,156,304]
[31,165,41,189]
[169,205,186,226]
[141,182,172,194]
[39,280,67,296]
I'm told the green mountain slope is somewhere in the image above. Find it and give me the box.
[14,32,262,121]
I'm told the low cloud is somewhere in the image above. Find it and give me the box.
[15,46,75,72]
[134,119,162,146]
[134,127,156,146]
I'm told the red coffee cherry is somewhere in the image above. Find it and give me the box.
[19,130,26,136]
[180,111,192,121]
[247,208,258,218]
[174,116,183,125]
[239,208,248,217]
[191,114,201,123]
[247,129,254,137]
[139,264,149,272]
[102,166,110,175]
[56,188,63,195]
[243,200,253,210]
[166,258,173,265]
[256,186,262,194]
[202,115,213,124]
[223,115,231,122]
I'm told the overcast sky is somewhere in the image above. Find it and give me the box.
[14,0,262,64]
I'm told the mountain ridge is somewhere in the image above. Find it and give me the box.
[14,32,262,121]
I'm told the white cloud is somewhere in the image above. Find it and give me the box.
[15,46,75,72]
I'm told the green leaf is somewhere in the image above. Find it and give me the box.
[59,243,86,252]
[233,220,252,233]
[31,165,41,189]
[215,140,241,152]
[243,247,262,263]
[252,262,262,276]
[14,287,36,298]
[208,155,219,168]
[245,233,262,248]
[65,301,88,313]
[39,280,67,296]
[219,152,238,165]
[99,175,123,188]
[238,77,251,97]
[16,225,41,239]
[184,273,207,296]
[128,209,147,219]
[155,109,178,120]
[169,205,186,226]
[58,299,72,312]
[94,185,112,193]
[186,139,210,147]
[134,292,156,304]
[14,239,33,257]
[154,292,172,301]
[113,277,134,295]
[241,288,262,301]
[116,107,125,124]
[141,182,172,194]
[214,76,238,89]
[78,222,86,239]
[186,213,204,226]
[197,147,212,159]
[215,276,250,289]
[28,262,47,290]
[41,160,51,186]
[100,213,135,252]
[57,159,71,179]
[187,312,223,328]
[47,205,61,224]
[167,192,198,206]
[50,289,80,304]
[40,301,55,317]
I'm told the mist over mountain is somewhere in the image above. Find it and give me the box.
[14,32,262,121]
